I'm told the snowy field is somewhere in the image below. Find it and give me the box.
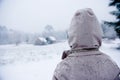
[0,40,120,80]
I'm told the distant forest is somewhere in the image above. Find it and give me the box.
[0,25,67,45]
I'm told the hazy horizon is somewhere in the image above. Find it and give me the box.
[0,0,116,33]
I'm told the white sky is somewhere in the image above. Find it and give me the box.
[0,0,116,33]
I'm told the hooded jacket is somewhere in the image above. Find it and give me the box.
[52,8,120,80]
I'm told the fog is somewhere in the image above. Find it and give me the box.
[0,0,115,33]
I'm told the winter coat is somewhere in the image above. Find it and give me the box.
[52,8,120,80]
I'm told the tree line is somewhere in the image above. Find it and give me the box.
[0,25,67,45]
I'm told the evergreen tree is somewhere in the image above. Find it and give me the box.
[105,0,120,38]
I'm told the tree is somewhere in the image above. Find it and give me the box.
[0,26,9,44]
[45,25,54,32]
[101,22,117,39]
[105,0,120,38]
[42,25,55,37]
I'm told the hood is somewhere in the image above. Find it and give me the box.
[68,8,103,49]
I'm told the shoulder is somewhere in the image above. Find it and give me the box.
[54,59,71,73]
[53,60,71,80]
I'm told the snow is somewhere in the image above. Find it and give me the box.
[0,40,120,80]
[38,37,47,43]
[48,36,56,41]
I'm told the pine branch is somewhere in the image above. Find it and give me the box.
[116,3,120,10]
[110,11,120,16]
[104,21,117,27]
[109,0,120,6]
[110,11,120,19]
[116,20,120,26]
[116,14,120,19]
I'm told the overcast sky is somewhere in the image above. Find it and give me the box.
[0,0,115,33]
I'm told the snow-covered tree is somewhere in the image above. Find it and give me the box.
[105,0,120,38]
[42,25,55,37]
[0,26,9,44]
[101,22,117,39]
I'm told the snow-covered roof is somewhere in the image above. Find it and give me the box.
[47,36,56,41]
[38,37,47,42]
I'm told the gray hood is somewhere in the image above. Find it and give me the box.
[68,8,103,49]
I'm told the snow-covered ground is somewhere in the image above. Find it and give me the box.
[0,40,120,80]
